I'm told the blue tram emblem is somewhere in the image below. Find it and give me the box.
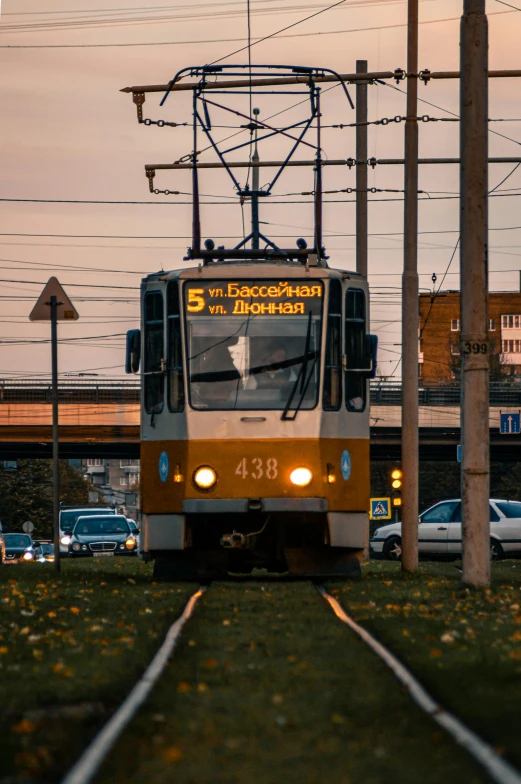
[159,451,169,482]
[340,450,351,481]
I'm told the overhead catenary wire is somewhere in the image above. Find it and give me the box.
[0,9,514,48]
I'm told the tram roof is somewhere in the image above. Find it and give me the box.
[143,261,365,285]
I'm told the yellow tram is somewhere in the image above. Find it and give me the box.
[122,64,377,578]
[126,261,376,578]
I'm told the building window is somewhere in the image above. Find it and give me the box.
[502,315,521,329]
[120,477,128,486]
[502,339,521,353]
[450,343,460,355]
[87,459,103,467]
[489,319,496,331]
[451,319,460,331]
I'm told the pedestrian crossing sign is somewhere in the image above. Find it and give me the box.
[370,498,391,520]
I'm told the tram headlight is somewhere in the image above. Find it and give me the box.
[193,466,217,490]
[289,467,313,487]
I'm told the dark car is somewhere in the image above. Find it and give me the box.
[2,533,35,564]
[68,515,138,558]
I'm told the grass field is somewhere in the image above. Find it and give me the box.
[335,560,521,771]
[0,558,194,781]
[1,558,521,783]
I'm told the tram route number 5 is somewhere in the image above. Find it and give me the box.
[235,457,278,479]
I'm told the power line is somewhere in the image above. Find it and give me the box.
[0,0,397,33]
[0,11,513,49]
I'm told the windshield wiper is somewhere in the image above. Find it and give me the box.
[281,312,316,421]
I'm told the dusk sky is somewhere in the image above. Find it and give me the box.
[1,0,520,378]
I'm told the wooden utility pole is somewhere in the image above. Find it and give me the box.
[401,0,420,572]
[356,60,368,278]
[460,0,490,588]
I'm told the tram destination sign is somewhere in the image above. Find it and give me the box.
[184,280,323,317]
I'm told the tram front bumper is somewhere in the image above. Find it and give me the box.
[182,498,328,514]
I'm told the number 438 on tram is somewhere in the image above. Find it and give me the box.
[126,260,377,579]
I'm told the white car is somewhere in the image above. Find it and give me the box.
[370,499,521,561]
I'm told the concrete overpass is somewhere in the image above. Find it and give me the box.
[0,379,520,461]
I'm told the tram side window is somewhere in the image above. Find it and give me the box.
[323,279,342,410]
[345,289,366,412]
[167,282,184,411]
[144,291,164,414]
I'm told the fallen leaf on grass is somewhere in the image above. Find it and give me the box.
[430,649,442,658]
[70,607,81,615]
[177,682,192,693]
[12,718,35,735]
[163,746,183,762]
[197,683,209,692]
[222,619,231,626]
[203,658,218,669]
[272,694,283,705]
[441,632,457,644]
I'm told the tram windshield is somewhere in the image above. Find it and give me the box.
[183,280,323,411]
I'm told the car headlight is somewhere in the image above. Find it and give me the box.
[289,467,313,487]
[193,466,217,490]
[373,529,379,538]
[60,535,71,546]
[125,538,136,549]
[72,542,81,552]
[23,551,34,561]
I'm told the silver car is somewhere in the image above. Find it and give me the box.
[370,499,521,561]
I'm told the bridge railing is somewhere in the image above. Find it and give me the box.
[0,379,140,404]
[1,378,521,407]
[370,381,521,406]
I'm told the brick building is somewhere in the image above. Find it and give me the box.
[83,459,140,491]
[419,291,521,384]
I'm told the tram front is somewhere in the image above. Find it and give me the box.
[131,263,376,579]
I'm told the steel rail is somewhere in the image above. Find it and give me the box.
[121,70,521,94]
[61,587,206,784]
[318,586,521,784]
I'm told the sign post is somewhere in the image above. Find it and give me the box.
[30,278,79,573]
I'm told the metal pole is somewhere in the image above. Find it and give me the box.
[121,69,521,96]
[460,0,490,588]
[251,110,260,251]
[401,0,419,573]
[146,156,521,172]
[50,295,61,573]
[356,60,368,277]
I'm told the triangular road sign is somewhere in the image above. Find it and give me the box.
[29,277,79,321]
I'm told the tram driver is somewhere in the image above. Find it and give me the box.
[255,342,293,390]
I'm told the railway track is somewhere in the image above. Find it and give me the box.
[60,582,521,784]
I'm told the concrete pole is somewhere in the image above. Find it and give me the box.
[460,0,490,588]
[401,0,419,572]
[50,295,61,573]
[356,60,368,278]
